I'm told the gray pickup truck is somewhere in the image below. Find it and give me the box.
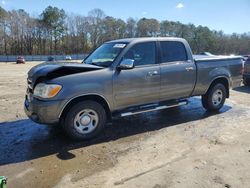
[24,37,243,140]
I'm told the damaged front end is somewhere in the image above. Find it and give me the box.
[24,62,104,125]
[27,62,104,88]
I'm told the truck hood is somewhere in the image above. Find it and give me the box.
[28,62,103,86]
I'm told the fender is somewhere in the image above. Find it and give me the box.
[204,76,230,95]
[58,93,111,118]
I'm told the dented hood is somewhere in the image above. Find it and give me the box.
[28,62,103,85]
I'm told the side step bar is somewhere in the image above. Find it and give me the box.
[120,100,188,117]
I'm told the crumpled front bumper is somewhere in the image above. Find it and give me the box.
[24,93,67,125]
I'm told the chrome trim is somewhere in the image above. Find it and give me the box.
[120,101,187,117]
[58,93,111,118]
[147,70,159,77]
[185,67,194,71]
[27,78,33,91]
[195,56,243,62]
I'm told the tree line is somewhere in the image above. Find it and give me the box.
[0,6,249,56]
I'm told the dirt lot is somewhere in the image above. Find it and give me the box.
[0,62,250,188]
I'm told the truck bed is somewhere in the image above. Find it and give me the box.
[192,55,243,96]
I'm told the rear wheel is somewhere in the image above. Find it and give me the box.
[62,101,107,140]
[202,83,226,111]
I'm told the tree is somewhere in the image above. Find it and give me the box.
[64,14,90,54]
[137,18,160,37]
[87,8,106,48]
[40,6,66,54]
[125,18,137,38]
[0,7,249,56]
[0,6,8,54]
[191,26,215,53]
[101,16,126,42]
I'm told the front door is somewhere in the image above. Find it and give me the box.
[113,42,160,109]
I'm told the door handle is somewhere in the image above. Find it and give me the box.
[147,70,159,77]
[185,67,194,71]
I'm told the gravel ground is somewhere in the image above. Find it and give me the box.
[0,62,250,188]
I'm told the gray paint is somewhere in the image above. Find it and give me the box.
[24,37,243,125]
[193,57,242,95]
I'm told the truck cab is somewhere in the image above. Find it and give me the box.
[109,38,196,109]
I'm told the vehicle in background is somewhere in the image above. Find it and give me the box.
[24,37,243,140]
[198,52,215,56]
[47,56,55,61]
[243,56,250,86]
[65,56,72,60]
[16,56,25,64]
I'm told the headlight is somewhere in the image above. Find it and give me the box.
[33,83,62,99]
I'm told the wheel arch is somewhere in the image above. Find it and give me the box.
[206,77,230,98]
[59,94,112,122]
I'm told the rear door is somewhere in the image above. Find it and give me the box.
[159,41,196,100]
[113,41,160,109]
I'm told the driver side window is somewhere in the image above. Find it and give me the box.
[123,42,156,67]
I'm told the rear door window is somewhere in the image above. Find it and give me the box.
[160,41,187,63]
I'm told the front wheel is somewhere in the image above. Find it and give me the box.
[62,101,107,140]
[202,83,227,112]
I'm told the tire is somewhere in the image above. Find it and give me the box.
[201,83,227,112]
[243,78,250,86]
[62,100,107,140]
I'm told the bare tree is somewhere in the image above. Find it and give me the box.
[0,6,249,56]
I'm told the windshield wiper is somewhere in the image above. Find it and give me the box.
[91,61,112,67]
[91,62,104,67]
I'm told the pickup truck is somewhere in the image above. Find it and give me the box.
[24,37,243,140]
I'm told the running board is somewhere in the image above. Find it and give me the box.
[120,100,188,117]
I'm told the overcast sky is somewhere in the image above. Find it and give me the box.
[1,0,250,34]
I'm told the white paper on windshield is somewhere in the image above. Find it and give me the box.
[113,44,126,48]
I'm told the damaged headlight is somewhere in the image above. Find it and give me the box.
[33,83,62,99]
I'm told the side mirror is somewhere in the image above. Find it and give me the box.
[118,59,135,70]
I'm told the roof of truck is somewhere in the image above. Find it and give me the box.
[106,37,186,43]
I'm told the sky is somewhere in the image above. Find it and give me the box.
[1,0,250,34]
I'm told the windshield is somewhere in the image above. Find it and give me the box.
[84,42,127,67]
